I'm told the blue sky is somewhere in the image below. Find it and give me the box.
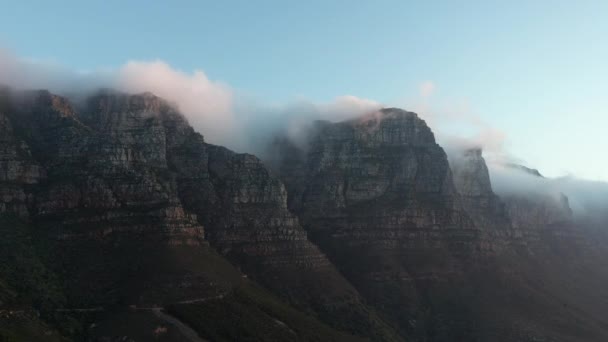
[1,0,607,180]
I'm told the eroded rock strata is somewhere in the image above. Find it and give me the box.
[1,88,607,341]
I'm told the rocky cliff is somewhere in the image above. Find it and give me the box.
[2,88,608,341]
[270,108,490,335]
[499,165,573,230]
[0,90,45,218]
[270,108,607,341]
[0,88,396,341]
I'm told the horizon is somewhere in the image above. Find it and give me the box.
[1,0,606,181]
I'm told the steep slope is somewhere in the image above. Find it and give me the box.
[271,108,608,341]
[499,165,576,246]
[3,86,608,341]
[0,91,45,218]
[0,88,397,341]
[448,149,608,341]
[449,149,511,230]
[6,89,218,307]
[271,108,485,336]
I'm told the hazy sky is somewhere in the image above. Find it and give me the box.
[0,0,606,181]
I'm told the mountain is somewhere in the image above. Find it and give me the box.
[0,88,395,341]
[270,108,608,341]
[1,88,607,341]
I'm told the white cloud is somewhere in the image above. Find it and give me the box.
[0,48,380,153]
[115,60,237,146]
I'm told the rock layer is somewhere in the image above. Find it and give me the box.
[2,88,607,341]
[0,88,394,340]
[271,108,486,332]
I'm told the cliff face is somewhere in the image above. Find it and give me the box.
[271,108,486,333]
[279,109,478,250]
[499,166,573,228]
[450,148,579,247]
[0,88,394,340]
[0,111,44,218]
[2,89,224,306]
[493,163,576,245]
[449,148,513,252]
[164,119,387,337]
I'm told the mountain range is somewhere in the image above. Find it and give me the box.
[1,87,607,342]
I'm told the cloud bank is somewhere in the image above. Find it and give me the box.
[0,49,380,153]
[2,49,606,220]
[403,81,608,219]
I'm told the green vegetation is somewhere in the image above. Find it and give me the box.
[0,215,80,339]
[168,281,368,342]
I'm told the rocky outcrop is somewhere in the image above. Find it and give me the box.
[450,148,579,249]
[450,149,508,222]
[0,90,45,218]
[496,163,576,246]
[270,108,485,333]
[1,90,219,307]
[270,108,597,339]
[3,87,606,341]
[0,88,394,340]
[275,109,479,250]
[165,116,396,339]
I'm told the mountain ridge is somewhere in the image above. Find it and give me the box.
[1,87,607,341]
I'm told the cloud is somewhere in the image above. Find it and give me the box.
[405,81,511,162]
[0,48,380,154]
[2,53,607,222]
[403,81,608,220]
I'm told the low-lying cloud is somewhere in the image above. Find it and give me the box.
[490,163,608,220]
[404,81,608,220]
[2,49,607,220]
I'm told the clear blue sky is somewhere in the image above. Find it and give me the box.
[1,0,606,180]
